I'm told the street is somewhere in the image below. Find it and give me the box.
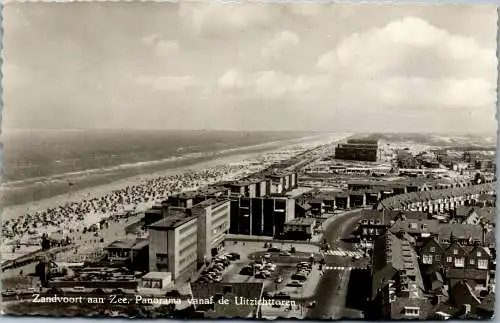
[307,209,364,319]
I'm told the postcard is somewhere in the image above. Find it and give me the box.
[1,0,497,319]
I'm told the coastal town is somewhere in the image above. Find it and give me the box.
[1,133,496,320]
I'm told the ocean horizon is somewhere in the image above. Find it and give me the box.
[0,129,322,206]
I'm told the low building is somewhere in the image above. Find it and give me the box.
[148,213,198,281]
[282,218,316,240]
[105,238,149,271]
[138,272,173,294]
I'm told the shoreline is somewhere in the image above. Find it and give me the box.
[1,133,351,223]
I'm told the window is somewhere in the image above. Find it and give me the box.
[453,249,458,255]
[423,255,433,264]
[435,255,441,261]
[478,259,489,270]
[447,256,452,263]
[454,257,465,268]
[430,247,436,252]
[477,251,482,257]
[470,259,475,265]
[410,223,418,229]
[363,228,368,235]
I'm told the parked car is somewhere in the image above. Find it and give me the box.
[292,273,308,281]
[279,251,291,256]
[287,281,303,287]
[268,247,281,252]
[265,263,276,271]
[2,290,17,297]
[72,286,86,293]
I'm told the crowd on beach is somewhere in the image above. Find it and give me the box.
[1,163,257,245]
[1,137,336,262]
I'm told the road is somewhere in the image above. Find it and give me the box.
[307,209,364,319]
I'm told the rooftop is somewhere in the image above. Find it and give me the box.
[149,214,197,230]
[285,218,315,225]
[106,238,149,250]
[193,198,229,209]
[142,271,172,280]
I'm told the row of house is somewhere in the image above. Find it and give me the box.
[377,182,495,213]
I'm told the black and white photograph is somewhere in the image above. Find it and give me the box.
[0,0,498,319]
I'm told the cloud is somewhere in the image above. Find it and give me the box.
[216,69,333,100]
[316,17,496,80]
[141,34,179,57]
[136,76,198,91]
[350,77,495,109]
[218,69,244,91]
[178,2,282,37]
[261,31,301,59]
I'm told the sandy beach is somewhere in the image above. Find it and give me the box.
[1,133,351,262]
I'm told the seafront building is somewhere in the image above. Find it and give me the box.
[335,138,380,162]
[148,213,198,280]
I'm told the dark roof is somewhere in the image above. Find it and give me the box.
[478,194,496,202]
[477,292,495,313]
[378,182,495,210]
[149,214,197,230]
[193,198,229,209]
[190,282,263,318]
[285,218,315,226]
[446,268,489,280]
[106,238,149,250]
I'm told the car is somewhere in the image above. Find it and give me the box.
[275,291,290,300]
[263,253,272,260]
[72,286,86,293]
[228,252,241,260]
[2,290,17,297]
[254,264,264,271]
[279,251,291,256]
[268,247,281,252]
[255,272,267,279]
[265,264,276,271]
[292,274,307,281]
[92,288,107,295]
[260,270,271,277]
[287,281,303,287]
[165,289,182,298]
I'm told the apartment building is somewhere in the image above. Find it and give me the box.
[192,198,230,264]
[148,214,198,281]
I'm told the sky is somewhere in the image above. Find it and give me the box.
[2,2,498,133]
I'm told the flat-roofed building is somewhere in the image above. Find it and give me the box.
[192,198,230,264]
[148,214,198,281]
[105,238,149,271]
[335,139,379,162]
[283,218,316,240]
[229,196,295,237]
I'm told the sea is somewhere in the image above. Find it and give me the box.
[0,129,316,207]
